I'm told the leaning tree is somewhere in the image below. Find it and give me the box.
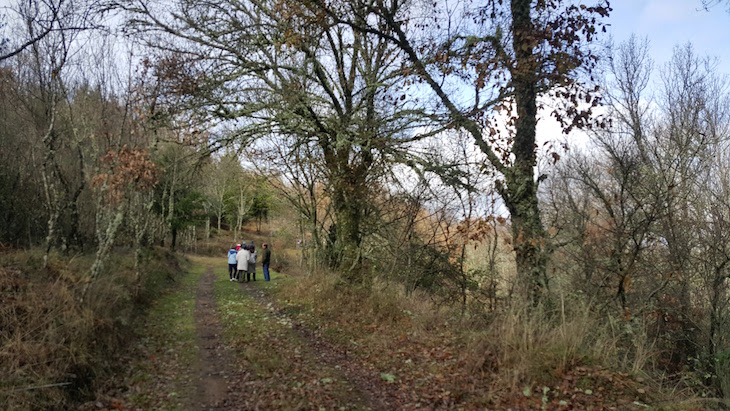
[309,0,611,303]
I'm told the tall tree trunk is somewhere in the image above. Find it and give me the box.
[330,171,365,282]
[507,196,549,304]
[81,192,126,303]
[171,226,178,251]
[87,204,125,282]
[41,103,60,269]
[42,190,61,268]
[167,157,177,250]
[708,273,722,393]
[234,185,248,243]
[133,192,154,294]
[67,143,87,250]
[159,186,168,247]
[507,0,549,304]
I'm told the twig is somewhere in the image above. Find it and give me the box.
[4,382,72,393]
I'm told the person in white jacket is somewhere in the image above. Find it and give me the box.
[235,245,250,282]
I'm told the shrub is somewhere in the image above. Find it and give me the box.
[0,247,185,410]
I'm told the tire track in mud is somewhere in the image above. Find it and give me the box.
[238,280,403,411]
[193,266,247,410]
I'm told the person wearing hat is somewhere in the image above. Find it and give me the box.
[261,243,271,281]
[227,244,238,281]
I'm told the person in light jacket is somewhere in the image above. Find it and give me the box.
[227,244,237,281]
[236,245,250,282]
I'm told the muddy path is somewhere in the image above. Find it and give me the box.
[193,266,244,410]
[239,280,403,410]
[86,261,404,410]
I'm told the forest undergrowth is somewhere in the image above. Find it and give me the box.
[0,246,188,410]
[268,268,663,409]
[217,265,722,410]
[103,234,730,409]
[3,232,729,410]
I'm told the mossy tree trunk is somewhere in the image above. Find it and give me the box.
[505,0,549,303]
[328,161,370,281]
[353,0,609,304]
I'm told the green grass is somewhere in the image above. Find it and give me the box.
[250,267,292,290]
[208,260,370,409]
[122,258,203,410]
[147,260,201,363]
[213,264,290,374]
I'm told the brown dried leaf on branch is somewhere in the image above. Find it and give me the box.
[92,146,158,205]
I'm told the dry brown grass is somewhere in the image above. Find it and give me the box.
[284,267,452,331]
[0,247,184,410]
[278,269,636,397]
[464,296,622,388]
[196,232,236,256]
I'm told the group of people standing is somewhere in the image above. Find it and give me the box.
[227,241,271,282]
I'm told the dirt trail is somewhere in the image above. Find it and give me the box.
[194,265,401,410]
[87,263,405,410]
[239,280,403,410]
[193,266,245,410]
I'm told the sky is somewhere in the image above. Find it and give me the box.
[607,0,730,73]
[3,0,728,153]
[535,0,730,152]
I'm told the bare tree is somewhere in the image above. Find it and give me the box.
[311,0,611,302]
[85,147,156,296]
[252,134,331,271]
[202,155,232,233]
[702,0,730,11]
[700,147,730,396]
[112,0,430,282]
[547,36,730,392]
[231,171,253,243]
[0,0,72,62]
[10,0,95,265]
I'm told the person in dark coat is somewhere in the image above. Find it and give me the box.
[261,243,271,281]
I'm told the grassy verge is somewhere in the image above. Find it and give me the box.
[209,259,369,409]
[0,247,187,410]
[107,258,202,410]
[258,269,673,409]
